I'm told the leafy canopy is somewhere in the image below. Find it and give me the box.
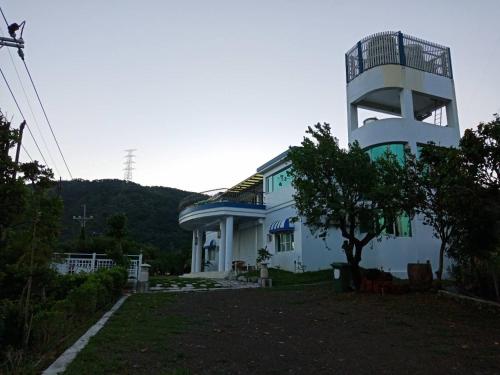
[288,123,416,279]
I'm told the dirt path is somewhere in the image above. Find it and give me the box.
[166,287,500,375]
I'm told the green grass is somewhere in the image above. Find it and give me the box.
[242,268,333,286]
[149,276,220,289]
[64,293,189,375]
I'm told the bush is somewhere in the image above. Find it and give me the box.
[30,267,128,357]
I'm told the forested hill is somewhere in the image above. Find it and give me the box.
[58,179,194,251]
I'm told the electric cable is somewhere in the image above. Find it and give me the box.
[21,60,73,179]
[0,28,62,176]
[0,65,49,166]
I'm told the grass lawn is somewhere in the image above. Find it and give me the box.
[64,293,188,375]
[242,267,333,286]
[63,286,500,374]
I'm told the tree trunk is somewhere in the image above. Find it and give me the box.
[435,242,446,287]
[351,261,362,290]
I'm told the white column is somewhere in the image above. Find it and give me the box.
[190,231,196,273]
[400,88,414,120]
[446,101,460,131]
[348,103,358,131]
[218,220,226,272]
[195,229,202,273]
[224,216,234,272]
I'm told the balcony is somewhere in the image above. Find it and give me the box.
[178,174,266,230]
[345,31,452,83]
[178,188,265,217]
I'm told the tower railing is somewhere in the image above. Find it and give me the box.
[345,31,452,83]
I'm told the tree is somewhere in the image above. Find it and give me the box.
[0,111,62,351]
[451,115,500,299]
[409,144,468,283]
[288,123,416,289]
[105,213,128,265]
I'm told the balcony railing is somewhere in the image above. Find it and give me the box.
[345,31,452,83]
[178,188,264,213]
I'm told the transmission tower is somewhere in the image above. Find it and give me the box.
[123,149,136,182]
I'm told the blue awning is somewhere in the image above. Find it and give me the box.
[203,239,217,249]
[269,218,295,233]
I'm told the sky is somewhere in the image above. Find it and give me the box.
[1,0,499,192]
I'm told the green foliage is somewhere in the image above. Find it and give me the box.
[256,247,272,264]
[288,123,416,288]
[410,114,499,296]
[0,267,128,372]
[243,268,333,286]
[150,249,191,275]
[408,144,467,281]
[57,179,195,251]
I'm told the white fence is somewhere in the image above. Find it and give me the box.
[52,253,143,280]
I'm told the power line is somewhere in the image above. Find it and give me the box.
[0,7,8,28]
[0,5,71,178]
[0,65,48,166]
[0,28,62,176]
[21,144,33,161]
[21,60,73,179]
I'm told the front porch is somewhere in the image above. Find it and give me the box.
[178,174,266,276]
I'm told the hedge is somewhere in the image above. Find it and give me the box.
[0,266,128,371]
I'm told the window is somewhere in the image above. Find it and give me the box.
[360,212,412,237]
[275,232,294,252]
[378,212,412,237]
[266,166,292,193]
[366,143,406,165]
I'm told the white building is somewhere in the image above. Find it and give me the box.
[179,31,460,278]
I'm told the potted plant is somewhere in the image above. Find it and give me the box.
[256,247,272,279]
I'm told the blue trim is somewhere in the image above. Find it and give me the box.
[179,201,266,217]
[447,47,453,79]
[397,31,406,66]
[357,41,364,74]
[345,53,349,84]
[269,218,295,233]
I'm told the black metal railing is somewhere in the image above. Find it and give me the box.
[178,189,264,212]
[345,31,452,83]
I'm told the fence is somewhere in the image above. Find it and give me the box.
[345,31,452,82]
[52,253,142,280]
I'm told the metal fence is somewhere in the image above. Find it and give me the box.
[345,31,452,82]
[52,253,142,280]
[178,189,264,212]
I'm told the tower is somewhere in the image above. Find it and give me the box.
[123,149,136,182]
[345,31,460,153]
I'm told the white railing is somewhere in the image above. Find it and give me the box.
[52,253,142,280]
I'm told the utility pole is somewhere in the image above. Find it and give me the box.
[73,204,93,247]
[12,120,25,180]
[123,149,136,182]
[2,19,27,175]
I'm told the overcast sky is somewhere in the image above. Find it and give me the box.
[1,0,499,192]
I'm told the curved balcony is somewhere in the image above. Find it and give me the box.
[345,31,452,83]
[178,188,265,230]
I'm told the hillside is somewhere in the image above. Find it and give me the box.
[58,179,195,251]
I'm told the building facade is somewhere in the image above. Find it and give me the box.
[178,31,460,278]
